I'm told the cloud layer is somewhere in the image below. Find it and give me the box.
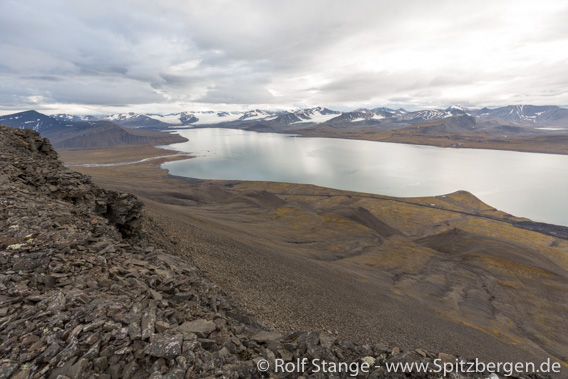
[1,0,567,114]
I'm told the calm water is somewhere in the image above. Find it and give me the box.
[160,128,568,227]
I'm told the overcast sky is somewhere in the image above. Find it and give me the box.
[1,0,567,115]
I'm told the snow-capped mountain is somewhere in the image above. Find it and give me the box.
[191,111,242,125]
[148,112,198,125]
[51,114,99,122]
[0,110,66,132]
[370,107,397,113]
[399,109,453,122]
[260,107,341,125]
[447,105,468,112]
[290,107,340,124]
[271,113,302,124]
[471,105,568,126]
[148,111,242,125]
[444,106,470,117]
[3,105,566,135]
[238,109,278,121]
[146,107,338,126]
[326,108,393,124]
[369,107,408,115]
[99,112,170,128]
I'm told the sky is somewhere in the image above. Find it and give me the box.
[1,0,567,115]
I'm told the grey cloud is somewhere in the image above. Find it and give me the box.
[0,74,165,108]
[53,79,165,106]
[197,72,275,104]
[75,65,129,76]
[314,71,449,104]
[198,84,275,105]
[0,0,567,113]
[155,73,192,89]
[316,73,390,101]
[22,76,63,82]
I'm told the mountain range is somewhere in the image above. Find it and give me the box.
[1,105,567,150]
[2,105,567,130]
[0,110,185,149]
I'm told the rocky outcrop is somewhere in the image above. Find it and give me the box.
[0,125,550,378]
[0,127,143,238]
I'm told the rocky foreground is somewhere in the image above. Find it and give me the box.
[0,124,552,378]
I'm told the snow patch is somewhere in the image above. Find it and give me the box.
[449,105,466,111]
[148,114,183,124]
[292,113,339,124]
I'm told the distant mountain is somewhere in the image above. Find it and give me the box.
[0,111,184,149]
[399,109,454,123]
[327,108,392,125]
[99,112,171,128]
[369,107,408,115]
[266,107,340,126]
[447,105,469,112]
[0,110,67,132]
[179,112,199,125]
[370,107,397,113]
[51,122,184,149]
[188,111,244,125]
[239,109,277,121]
[290,107,340,123]
[471,105,568,126]
[445,106,469,116]
[402,115,478,135]
[51,114,99,122]
[147,108,338,127]
[3,104,567,136]
[147,112,195,125]
[148,111,242,125]
[270,112,303,125]
[323,107,468,127]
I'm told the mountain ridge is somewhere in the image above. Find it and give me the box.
[3,104,568,129]
[2,105,568,153]
[0,111,185,149]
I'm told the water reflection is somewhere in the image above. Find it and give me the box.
[160,128,568,226]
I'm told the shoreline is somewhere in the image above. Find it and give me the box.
[159,125,568,156]
[58,144,568,368]
[60,142,568,234]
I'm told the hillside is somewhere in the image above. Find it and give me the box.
[48,122,186,149]
[58,137,568,377]
[297,124,568,155]
[4,127,559,377]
